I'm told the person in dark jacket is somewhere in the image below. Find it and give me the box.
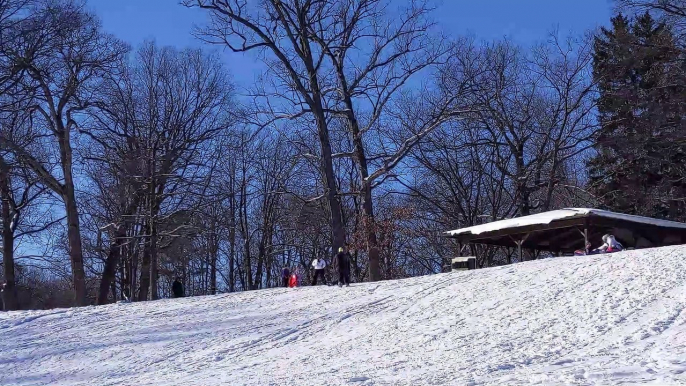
[335,247,351,287]
[172,278,184,298]
[282,267,290,288]
[1,282,6,311]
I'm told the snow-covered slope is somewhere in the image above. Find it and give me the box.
[2,247,686,386]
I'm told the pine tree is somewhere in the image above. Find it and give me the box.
[589,12,686,220]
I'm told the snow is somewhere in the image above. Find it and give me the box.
[2,246,686,385]
[446,208,686,236]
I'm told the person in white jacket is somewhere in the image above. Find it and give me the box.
[311,257,327,286]
[592,234,624,254]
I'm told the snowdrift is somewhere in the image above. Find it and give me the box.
[2,246,686,386]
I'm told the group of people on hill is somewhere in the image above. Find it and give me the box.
[168,245,351,298]
[165,235,625,298]
[575,234,624,256]
[282,245,353,288]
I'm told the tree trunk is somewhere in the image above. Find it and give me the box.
[302,44,346,254]
[59,131,87,306]
[361,185,381,281]
[110,280,117,302]
[120,247,128,300]
[543,153,560,211]
[0,160,18,311]
[514,146,530,216]
[229,192,236,293]
[181,253,188,295]
[97,195,141,305]
[97,227,127,305]
[138,217,152,301]
[130,224,139,300]
[244,238,253,290]
[254,197,276,290]
[138,217,159,301]
[329,56,382,281]
[312,107,347,252]
[255,240,265,290]
[337,71,380,281]
[209,224,218,295]
[265,243,273,288]
[150,220,158,300]
[64,188,87,306]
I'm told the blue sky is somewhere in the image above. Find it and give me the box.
[86,0,614,89]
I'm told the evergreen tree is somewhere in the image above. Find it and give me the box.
[589,12,686,220]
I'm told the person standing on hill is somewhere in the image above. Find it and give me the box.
[281,267,290,287]
[1,282,6,311]
[172,278,184,298]
[289,268,299,288]
[334,247,351,287]
[311,257,327,286]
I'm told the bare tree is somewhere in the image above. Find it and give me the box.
[185,0,474,281]
[0,0,32,96]
[0,112,30,309]
[453,36,596,218]
[0,0,128,305]
[617,0,686,31]
[184,0,350,260]
[79,144,144,304]
[306,0,476,281]
[0,100,59,311]
[401,34,597,267]
[86,42,234,302]
[0,0,27,311]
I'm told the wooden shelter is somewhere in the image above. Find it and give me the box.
[446,208,686,261]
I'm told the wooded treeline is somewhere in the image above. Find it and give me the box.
[0,0,682,310]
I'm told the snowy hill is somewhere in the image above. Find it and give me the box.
[2,247,686,386]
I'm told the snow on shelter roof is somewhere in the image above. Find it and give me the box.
[446,208,686,237]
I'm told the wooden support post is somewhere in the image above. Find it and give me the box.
[583,228,589,254]
[576,226,590,254]
[584,218,590,254]
[510,233,530,263]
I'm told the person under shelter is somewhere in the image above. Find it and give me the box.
[590,234,623,254]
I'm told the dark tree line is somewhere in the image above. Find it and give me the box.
[590,5,686,221]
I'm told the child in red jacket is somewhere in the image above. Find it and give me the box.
[288,269,299,288]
